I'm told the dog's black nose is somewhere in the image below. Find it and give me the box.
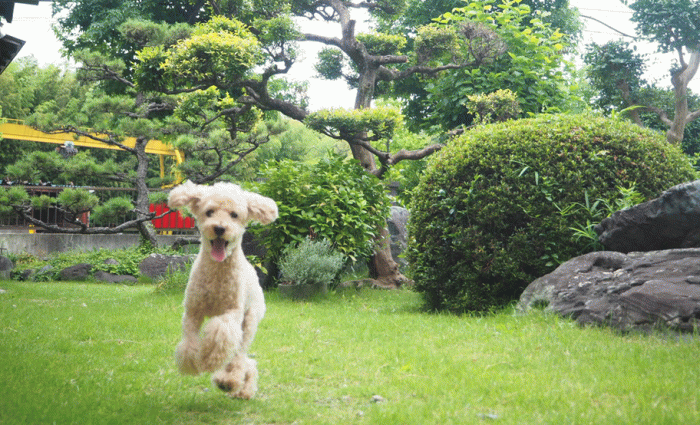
[214,226,226,237]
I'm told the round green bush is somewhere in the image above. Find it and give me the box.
[407,113,697,313]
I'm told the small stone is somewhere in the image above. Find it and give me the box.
[370,395,385,403]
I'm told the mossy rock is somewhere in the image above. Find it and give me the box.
[407,113,697,313]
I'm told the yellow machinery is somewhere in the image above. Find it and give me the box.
[0,119,184,180]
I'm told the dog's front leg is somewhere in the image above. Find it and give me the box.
[199,309,244,373]
[176,312,204,375]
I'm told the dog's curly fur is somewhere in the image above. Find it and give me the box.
[167,180,277,399]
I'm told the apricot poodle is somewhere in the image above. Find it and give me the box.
[167,180,278,399]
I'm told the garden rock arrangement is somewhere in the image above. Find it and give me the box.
[138,253,194,280]
[3,254,193,282]
[518,249,700,332]
[595,180,700,253]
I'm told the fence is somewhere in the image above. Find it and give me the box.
[0,184,195,233]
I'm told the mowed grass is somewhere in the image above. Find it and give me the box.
[1,281,699,425]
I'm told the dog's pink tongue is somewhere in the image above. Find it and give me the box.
[210,238,227,262]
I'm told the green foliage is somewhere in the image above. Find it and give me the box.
[10,244,166,281]
[279,237,346,287]
[153,267,192,293]
[583,40,647,113]
[159,16,263,89]
[406,0,573,130]
[315,48,346,81]
[0,186,29,217]
[91,197,135,226]
[466,89,522,125]
[5,151,63,184]
[413,24,462,65]
[356,32,407,56]
[254,154,391,263]
[0,58,88,121]
[30,195,57,210]
[304,106,402,141]
[622,0,700,54]
[57,188,100,214]
[407,113,697,313]
[253,13,301,64]
[567,185,646,252]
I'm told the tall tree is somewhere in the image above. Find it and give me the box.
[1,21,274,245]
[584,0,700,145]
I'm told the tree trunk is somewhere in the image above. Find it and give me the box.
[352,68,408,289]
[134,137,159,247]
[667,48,700,145]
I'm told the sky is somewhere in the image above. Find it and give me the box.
[4,0,699,110]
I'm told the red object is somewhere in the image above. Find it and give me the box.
[150,203,194,229]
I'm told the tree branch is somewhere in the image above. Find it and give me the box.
[11,205,170,235]
[579,14,639,40]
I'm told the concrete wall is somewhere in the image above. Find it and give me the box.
[0,233,190,256]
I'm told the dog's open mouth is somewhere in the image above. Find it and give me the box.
[210,237,229,262]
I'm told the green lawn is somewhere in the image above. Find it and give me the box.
[1,281,698,424]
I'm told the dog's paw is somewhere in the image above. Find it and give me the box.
[212,365,244,395]
[214,358,258,399]
[175,340,201,375]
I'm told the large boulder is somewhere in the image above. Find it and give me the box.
[94,270,138,284]
[59,263,93,281]
[517,249,700,332]
[139,253,194,280]
[595,180,700,253]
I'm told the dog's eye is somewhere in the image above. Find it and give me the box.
[230,212,238,219]
[206,209,214,217]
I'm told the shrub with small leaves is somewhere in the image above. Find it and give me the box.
[254,154,391,264]
[407,113,697,313]
[279,237,346,288]
[466,89,522,125]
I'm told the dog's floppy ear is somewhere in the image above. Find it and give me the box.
[168,180,202,210]
[245,192,278,225]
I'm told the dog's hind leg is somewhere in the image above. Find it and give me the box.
[176,313,204,375]
[199,310,244,372]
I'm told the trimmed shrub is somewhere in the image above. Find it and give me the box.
[407,113,697,313]
[278,237,346,288]
[253,154,391,264]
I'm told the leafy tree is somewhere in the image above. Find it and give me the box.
[0,18,285,245]
[46,0,576,287]
[375,0,581,131]
[584,0,700,145]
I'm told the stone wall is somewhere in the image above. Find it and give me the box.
[0,232,190,256]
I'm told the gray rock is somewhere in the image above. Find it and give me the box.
[0,256,13,280]
[388,206,409,271]
[139,253,193,280]
[595,180,700,253]
[94,270,137,284]
[518,249,700,332]
[59,263,93,281]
